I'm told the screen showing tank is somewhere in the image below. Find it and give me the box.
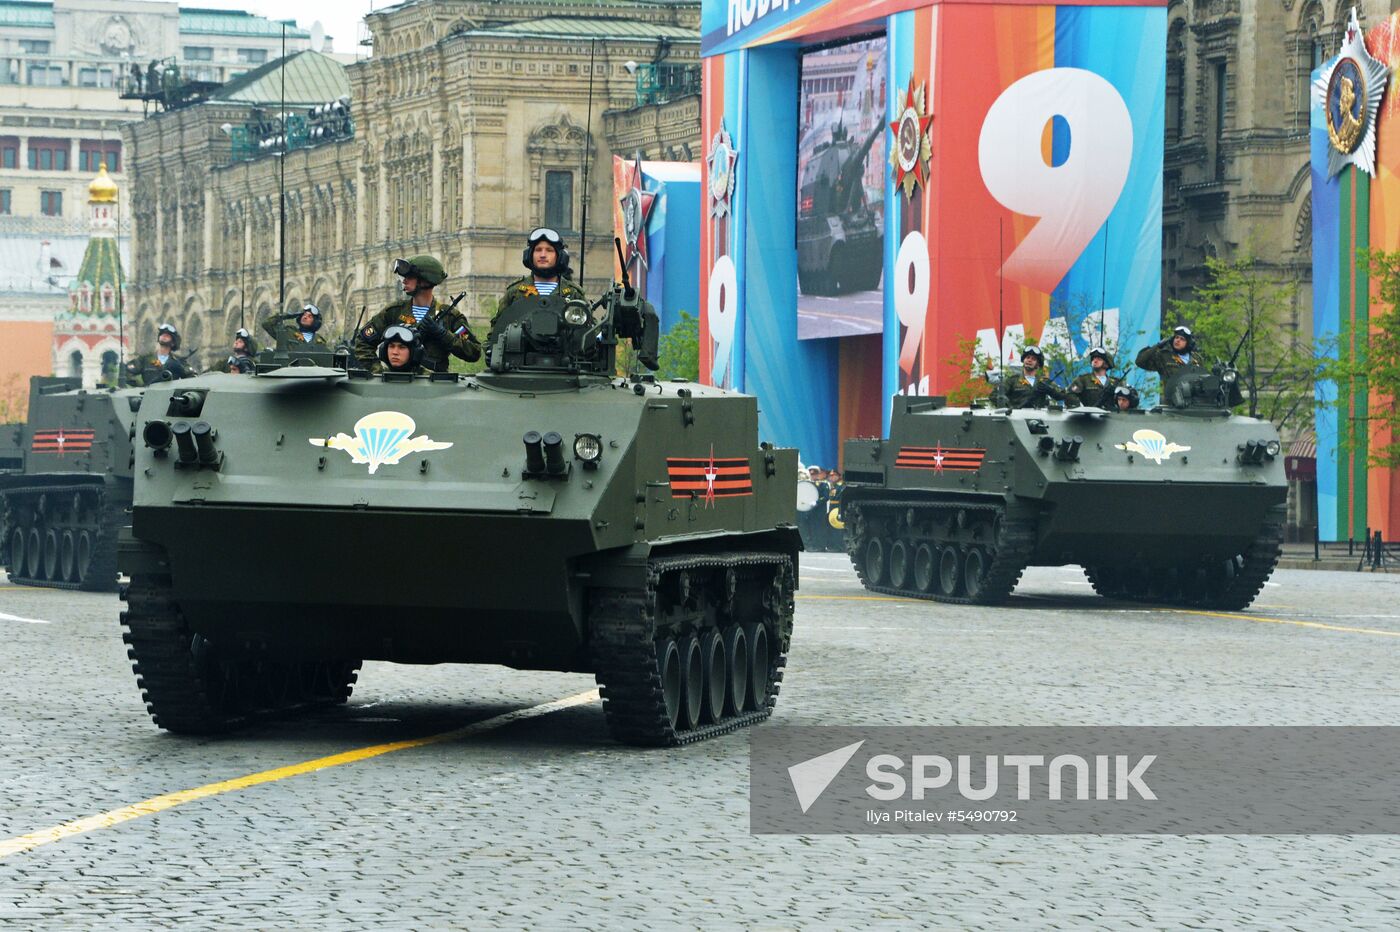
[796,35,888,341]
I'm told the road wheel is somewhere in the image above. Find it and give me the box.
[75,530,93,586]
[26,527,42,579]
[699,629,726,725]
[744,622,769,712]
[913,543,936,592]
[9,527,24,577]
[677,635,704,730]
[964,547,989,601]
[864,537,886,586]
[655,638,682,731]
[938,546,961,597]
[889,539,911,590]
[42,529,60,582]
[60,530,75,582]
[721,625,748,716]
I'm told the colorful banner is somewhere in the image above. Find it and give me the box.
[701,0,1165,468]
[1312,13,1400,542]
[613,157,701,334]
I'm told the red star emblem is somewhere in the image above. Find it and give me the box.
[55,429,67,456]
[931,441,945,474]
[889,77,934,199]
[618,154,657,281]
[703,444,719,507]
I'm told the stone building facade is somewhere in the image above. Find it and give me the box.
[1163,0,1391,328]
[124,0,702,366]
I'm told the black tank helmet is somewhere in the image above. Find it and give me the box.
[225,354,255,374]
[522,227,572,277]
[157,322,182,352]
[1112,384,1139,409]
[299,303,324,333]
[1171,325,1195,353]
[377,325,426,370]
[1021,345,1045,367]
[232,327,256,356]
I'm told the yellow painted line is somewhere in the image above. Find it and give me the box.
[1177,610,1400,639]
[0,688,600,861]
[797,594,920,603]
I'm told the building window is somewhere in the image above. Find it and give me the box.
[27,64,64,86]
[28,139,70,171]
[78,68,114,88]
[41,190,62,216]
[0,136,17,168]
[183,47,214,62]
[0,190,10,215]
[1214,61,1228,140]
[544,170,573,232]
[237,48,268,64]
[79,141,122,173]
[19,40,50,54]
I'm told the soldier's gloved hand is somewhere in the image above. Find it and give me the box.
[417,315,447,344]
[1033,379,1051,396]
[1156,339,1172,350]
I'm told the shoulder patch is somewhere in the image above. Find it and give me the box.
[363,326,377,339]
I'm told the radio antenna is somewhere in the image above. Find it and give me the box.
[998,216,1006,399]
[1098,217,1108,354]
[578,38,597,289]
[278,23,287,317]
[116,192,126,385]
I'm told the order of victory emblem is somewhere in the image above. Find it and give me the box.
[707,121,739,219]
[1314,8,1389,178]
[1115,429,1190,465]
[309,411,452,474]
[889,77,933,199]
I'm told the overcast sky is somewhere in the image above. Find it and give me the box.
[175,0,381,59]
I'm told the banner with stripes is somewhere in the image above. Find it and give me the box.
[31,428,95,454]
[895,444,985,472]
[667,450,754,506]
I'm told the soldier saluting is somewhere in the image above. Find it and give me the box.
[355,255,480,372]
[261,304,328,347]
[1136,325,1200,382]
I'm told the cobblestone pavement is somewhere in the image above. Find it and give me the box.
[1,559,1399,929]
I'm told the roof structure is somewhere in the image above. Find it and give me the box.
[0,1,53,28]
[0,236,129,295]
[180,8,309,38]
[461,16,698,41]
[212,50,349,106]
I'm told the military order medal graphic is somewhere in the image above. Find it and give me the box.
[1314,8,1389,178]
[706,121,739,219]
[619,155,657,275]
[309,411,452,474]
[889,78,933,199]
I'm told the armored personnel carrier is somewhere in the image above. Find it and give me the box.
[119,270,799,746]
[0,377,142,590]
[842,365,1286,609]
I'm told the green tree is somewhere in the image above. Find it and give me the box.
[446,295,497,376]
[0,373,25,422]
[658,311,699,381]
[1321,248,1400,466]
[1167,252,1322,435]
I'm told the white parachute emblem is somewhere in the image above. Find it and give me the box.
[309,411,452,474]
[1115,429,1190,465]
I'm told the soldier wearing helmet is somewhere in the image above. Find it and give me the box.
[495,228,587,323]
[262,303,329,349]
[230,327,259,360]
[1111,384,1140,411]
[355,254,480,372]
[373,325,430,375]
[1136,325,1201,382]
[1068,346,1124,408]
[125,322,195,385]
[994,345,1068,409]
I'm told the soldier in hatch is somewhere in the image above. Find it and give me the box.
[355,255,480,373]
[262,304,329,348]
[1067,347,1123,408]
[994,346,1068,409]
[1135,326,1202,383]
[126,323,195,385]
[373,325,431,375]
[496,228,587,322]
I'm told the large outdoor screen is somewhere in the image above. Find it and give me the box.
[796,35,888,341]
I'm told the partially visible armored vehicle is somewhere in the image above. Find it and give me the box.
[842,365,1287,609]
[120,266,800,745]
[0,377,142,590]
[797,122,883,296]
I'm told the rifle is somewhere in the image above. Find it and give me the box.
[440,291,477,343]
[1228,328,1251,368]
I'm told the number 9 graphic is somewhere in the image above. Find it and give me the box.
[708,254,738,386]
[978,68,1132,294]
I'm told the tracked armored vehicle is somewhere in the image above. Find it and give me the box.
[0,377,142,590]
[842,365,1287,609]
[119,272,799,746]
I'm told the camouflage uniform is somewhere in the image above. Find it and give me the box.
[355,298,480,373]
[1135,344,1202,381]
[261,312,328,348]
[996,372,1068,409]
[1068,372,1124,408]
[495,277,587,322]
[125,353,194,385]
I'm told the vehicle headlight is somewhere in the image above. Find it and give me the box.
[574,432,603,465]
[564,303,589,326]
[1265,440,1281,457]
[1221,368,1238,384]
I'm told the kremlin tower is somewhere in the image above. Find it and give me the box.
[52,164,129,389]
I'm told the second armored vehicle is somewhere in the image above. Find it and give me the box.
[1,377,141,590]
[120,275,799,746]
[842,366,1287,609]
